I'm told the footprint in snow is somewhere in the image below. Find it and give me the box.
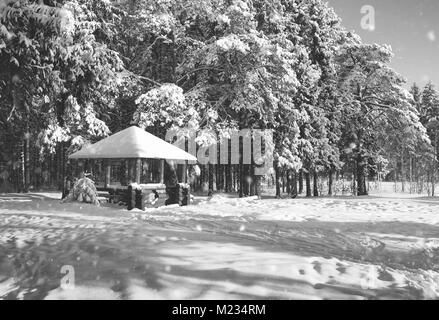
[312,261,322,274]
[377,268,394,282]
[359,236,385,251]
[336,263,347,274]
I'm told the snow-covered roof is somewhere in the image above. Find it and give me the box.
[69,126,197,161]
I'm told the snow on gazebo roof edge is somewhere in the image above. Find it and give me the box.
[68,126,197,161]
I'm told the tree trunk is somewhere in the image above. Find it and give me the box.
[298,169,303,194]
[239,163,244,197]
[434,136,439,197]
[305,170,312,197]
[202,164,209,192]
[313,170,319,197]
[281,171,285,193]
[23,126,30,192]
[61,143,68,198]
[233,165,237,193]
[356,155,368,196]
[230,165,235,193]
[249,166,253,196]
[432,138,437,197]
[275,163,281,198]
[20,141,25,192]
[409,155,413,194]
[328,168,334,196]
[244,165,248,195]
[286,170,291,195]
[254,172,261,198]
[216,164,221,191]
[291,171,298,198]
[401,151,405,193]
[222,165,227,192]
[208,164,216,192]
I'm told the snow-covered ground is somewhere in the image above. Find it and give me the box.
[1,184,439,300]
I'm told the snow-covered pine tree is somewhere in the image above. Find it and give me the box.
[335,40,429,195]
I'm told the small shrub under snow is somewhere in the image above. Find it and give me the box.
[62,177,100,206]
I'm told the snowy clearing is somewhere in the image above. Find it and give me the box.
[0,190,439,300]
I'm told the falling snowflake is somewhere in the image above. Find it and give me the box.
[427,30,436,42]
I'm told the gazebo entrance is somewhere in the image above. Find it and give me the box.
[76,158,165,188]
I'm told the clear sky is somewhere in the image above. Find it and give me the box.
[327,0,439,88]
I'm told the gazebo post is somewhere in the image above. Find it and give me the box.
[160,160,165,184]
[183,160,188,183]
[74,160,79,178]
[124,161,129,185]
[135,158,141,184]
[78,160,83,177]
[105,160,111,188]
[89,159,94,175]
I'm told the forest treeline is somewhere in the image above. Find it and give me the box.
[0,0,438,197]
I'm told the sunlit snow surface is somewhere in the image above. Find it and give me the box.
[0,184,439,300]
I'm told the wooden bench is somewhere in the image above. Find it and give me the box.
[97,191,110,203]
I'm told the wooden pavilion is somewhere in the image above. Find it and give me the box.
[68,126,197,207]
